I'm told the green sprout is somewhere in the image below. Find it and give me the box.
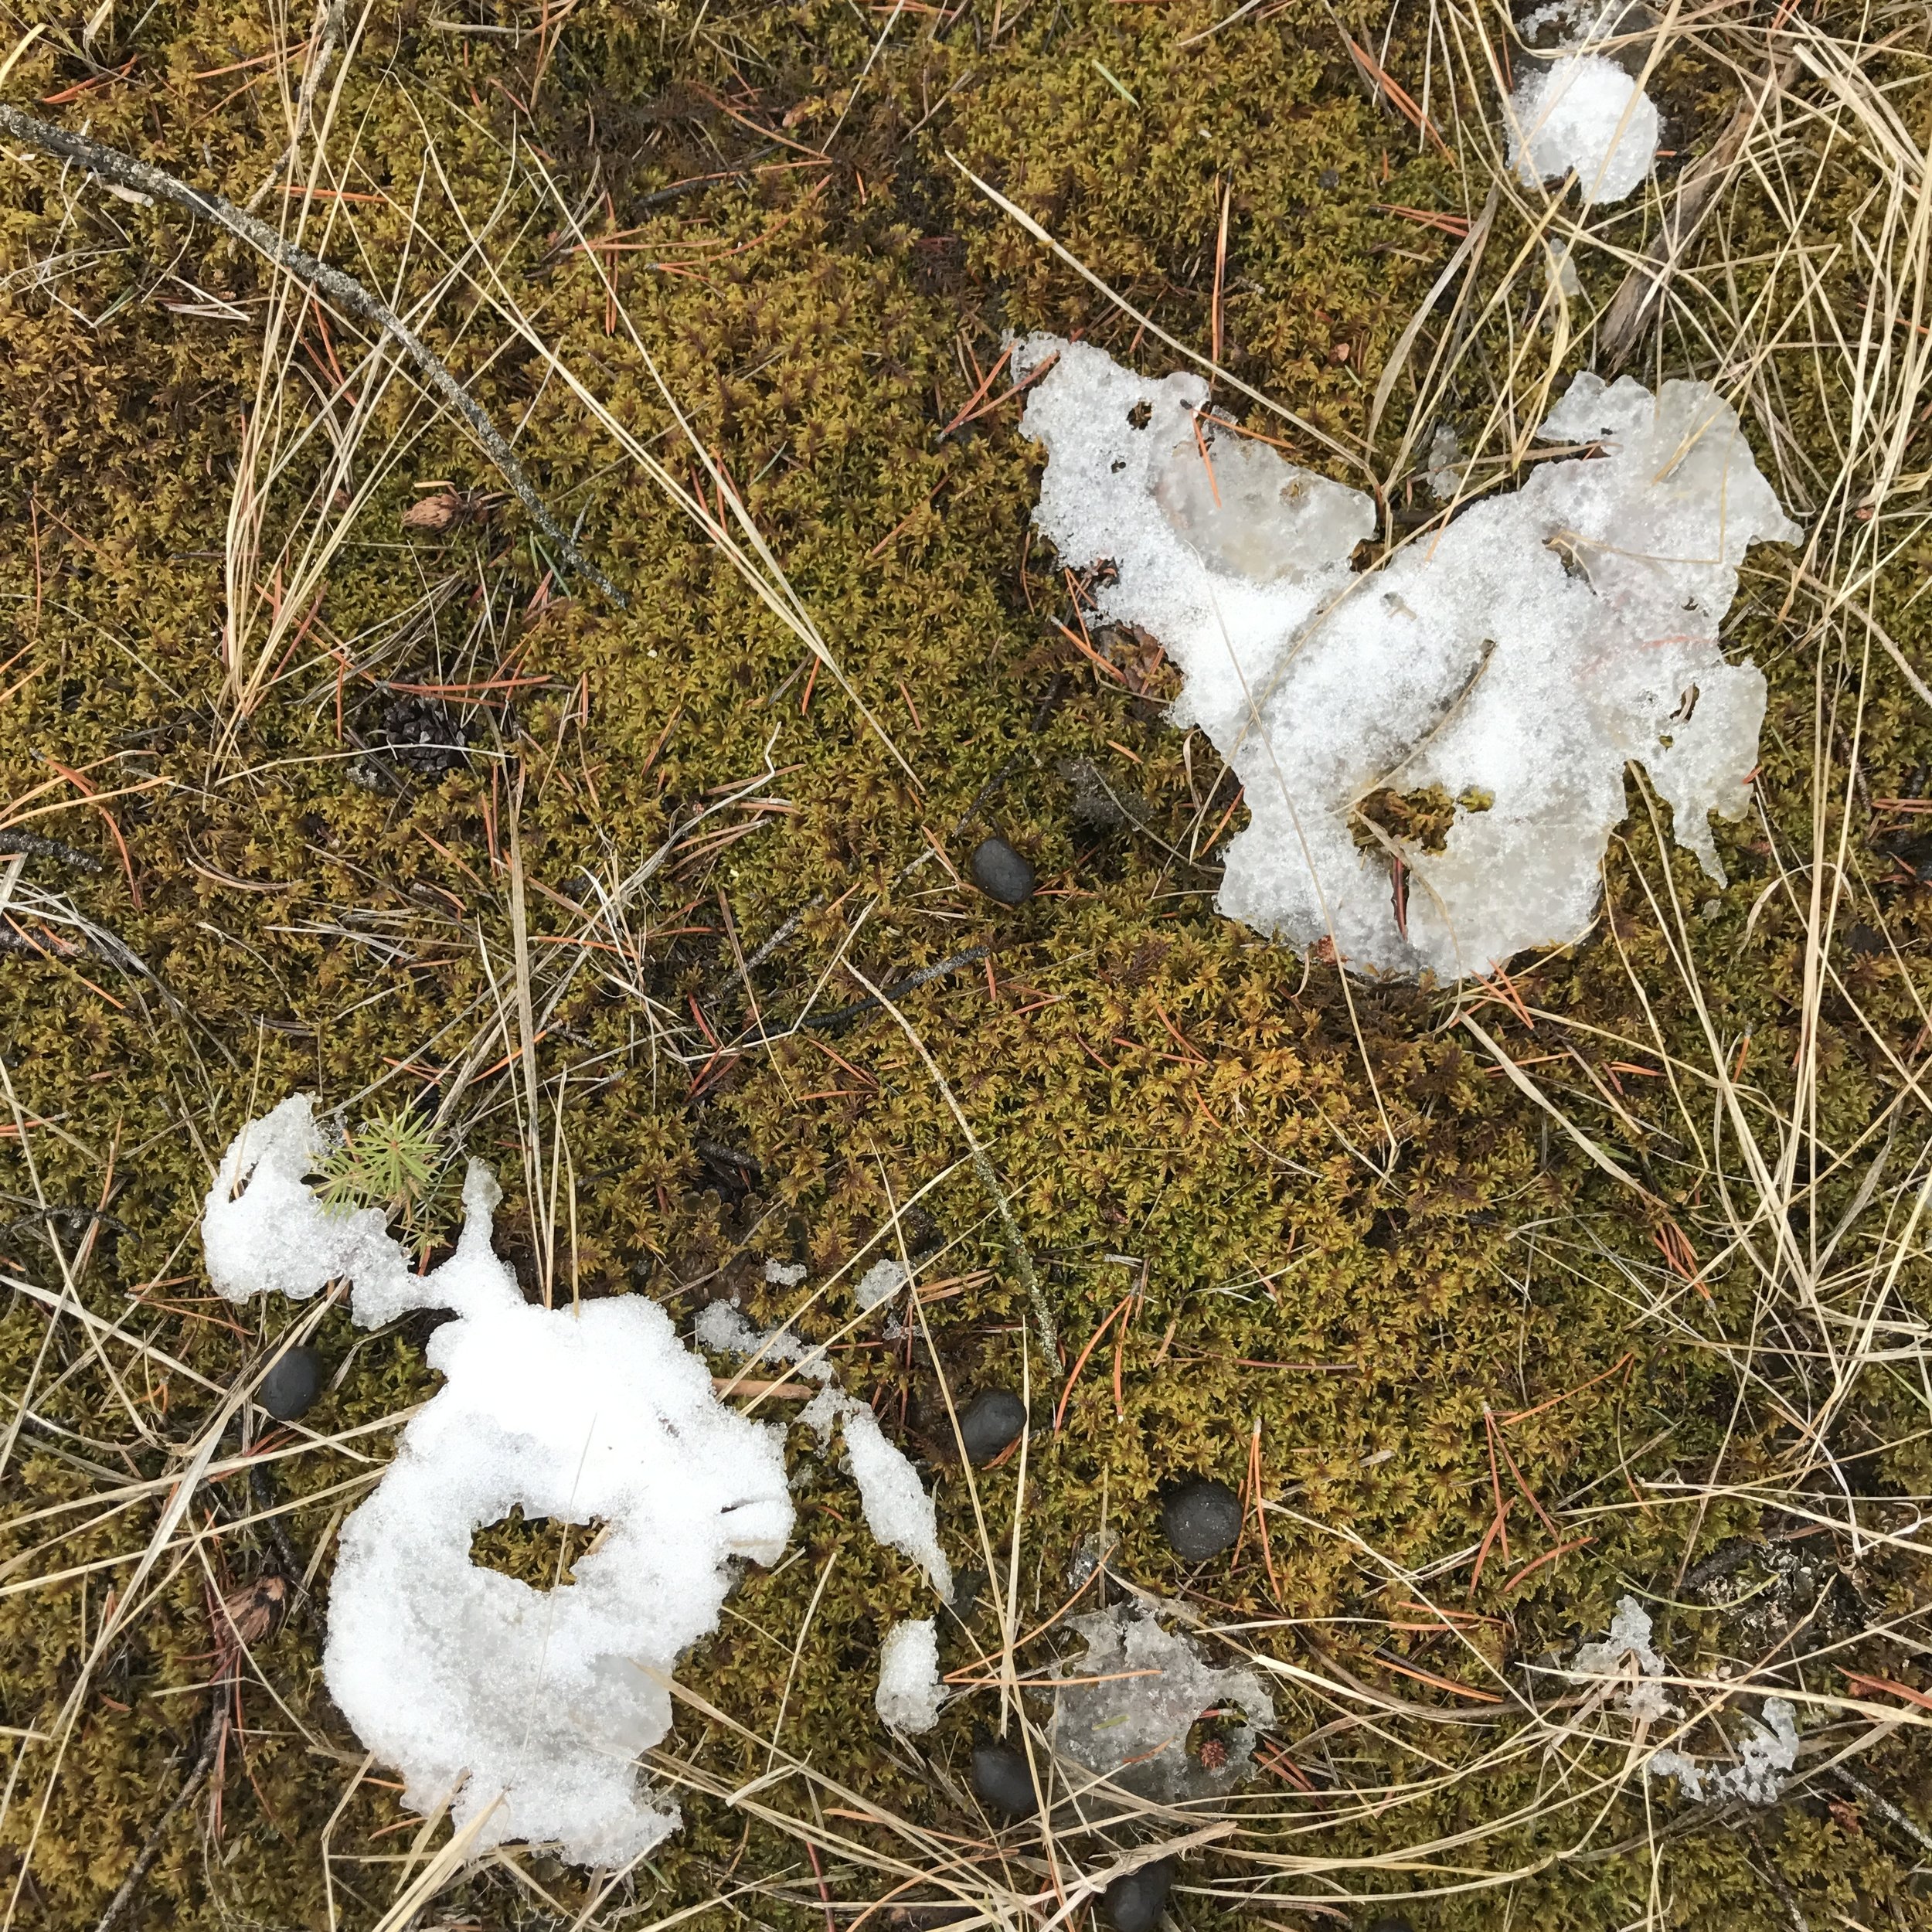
[317,1107,447,1256]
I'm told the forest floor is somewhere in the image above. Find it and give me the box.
[2,0,1931,1927]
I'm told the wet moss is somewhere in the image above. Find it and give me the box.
[0,0,1927,1926]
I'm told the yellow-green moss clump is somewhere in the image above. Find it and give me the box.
[1,0,1930,1926]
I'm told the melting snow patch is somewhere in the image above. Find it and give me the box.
[1648,1699,1801,1804]
[1015,338,1798,979]
[1053,1602,1274,1801]
[203,1096,951,1865]
[1573,1595,1676,1722]
[205,1097,791,1865]
[1509,54,1660,204]
[876,1618,946,1733]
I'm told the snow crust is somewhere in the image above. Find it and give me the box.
[202,1097,953,1866]
[876,1618,945,1733]
[1053,1603,1274,1801]
[1509,53,1659,204]
[1015,338,1798,978]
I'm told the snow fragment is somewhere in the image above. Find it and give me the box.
[763,1258,808,1287]
[1646,1745,1702,1791]
[856,1257,908,1309]
[876,1618,945,1733]
[1015,338,1798,979]
[1647,1699,1800,1804]
[1424,423,1463,502]
[835,1398,953,1599]
[202,1094,406,1314]
[1053,1602,1274,1801]
[1509,53,1659,205]
[713,1329,953,1599]
[1573,1595,1675,1722]
[203,1100,791,1866]
[693,1300,831,1382]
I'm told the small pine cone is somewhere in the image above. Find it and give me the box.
[401,491,464,532]
[220,1573,287,1649]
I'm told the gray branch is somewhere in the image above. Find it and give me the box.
[0,104,626,607]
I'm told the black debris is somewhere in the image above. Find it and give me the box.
[1162,1478,1242,1562]
[970,835,1036,906]
[958,1388,1026,1464]
[1102,1858,1175,1932]
[971,1740,1039,1818]
[257,1345,323,1421]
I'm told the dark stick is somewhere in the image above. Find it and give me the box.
[90,1702,226,1932]
[0,104,626,607]
[247,1460,310,1597]
[0,832,103,871]
[804,944,991,1032]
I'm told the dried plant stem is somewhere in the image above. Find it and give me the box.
[0,105,624,607]
[1598,45,1798,368]
[847,964,1057,1361]
[240,0,348,216]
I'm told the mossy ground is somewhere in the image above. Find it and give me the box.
[1,1,1930,1926]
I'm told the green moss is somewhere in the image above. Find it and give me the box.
[0,0,1927,1925]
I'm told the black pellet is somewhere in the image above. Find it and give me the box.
[1103,1858,1175,1932]
[971,1740,1038,1818]
[958,1388,1026,1464]
[1161,1478,1242,1562]
[969,836,1036,906]
[257,1345,323,1421]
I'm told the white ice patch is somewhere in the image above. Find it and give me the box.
[692,1299,831,1382]
[876,1618,945,1733]
[705,1307,952,1600]
[1648,1699,1800,1804]
[1015,338,1798,979]
[1573,1600,1803,1802]
[1052,1602,1274,1801]
[1509,53,1659,205]
[203,1098,792,1865]
[796,1385,953,1599]
[1573,1595,1676,1723]
[202,1098,951,1866]
[855,1257,908,1310]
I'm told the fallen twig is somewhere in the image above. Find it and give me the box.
[90,1696,226,1932]
[0,104,625,606]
